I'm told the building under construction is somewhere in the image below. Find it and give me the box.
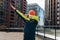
[0,0,27,28]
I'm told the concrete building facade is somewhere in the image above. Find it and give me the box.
[45,0,60,26]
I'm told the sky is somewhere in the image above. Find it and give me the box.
[26,0,45,10]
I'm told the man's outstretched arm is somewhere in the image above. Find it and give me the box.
[11,5,30,21]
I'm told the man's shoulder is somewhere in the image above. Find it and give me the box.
[29,16,39,21]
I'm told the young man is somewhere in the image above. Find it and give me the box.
[11,5,38,40]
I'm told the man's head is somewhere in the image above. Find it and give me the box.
[28,10,38,21]
[28,10,35,17]
[25,10,38,21]
[25,10,36,18]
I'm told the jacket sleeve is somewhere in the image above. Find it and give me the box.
[15,10,30,21]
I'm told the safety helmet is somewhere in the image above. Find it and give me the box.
[28,10,35,16]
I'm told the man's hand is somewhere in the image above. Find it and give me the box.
[11,4,16,10]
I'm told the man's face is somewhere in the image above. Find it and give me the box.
[25,14,35,18]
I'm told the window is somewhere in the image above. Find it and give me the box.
[57,6,59,8]
[57,13,59,15]
[57,8,59,11]
[57,4,59,6]
[0,11,4,16]
[57,21,60,24]
[0,19,4,23]
[57,17,59,20]
[57,11,59,13]
[11,0,15,3]
[10,18,14,20]
[11,11,14,13]
[10,14,14,17]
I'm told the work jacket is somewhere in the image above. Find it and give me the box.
[15,10,38,40]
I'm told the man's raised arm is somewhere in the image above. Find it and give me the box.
[11,5,30,21]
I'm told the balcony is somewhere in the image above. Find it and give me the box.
[36,26,60,40]
[0,25,60,40]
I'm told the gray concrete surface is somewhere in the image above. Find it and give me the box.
[0,32,42,40]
